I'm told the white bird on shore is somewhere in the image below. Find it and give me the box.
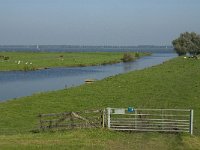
[18,61,21,64]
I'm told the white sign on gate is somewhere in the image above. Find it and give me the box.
[113,109,125,114]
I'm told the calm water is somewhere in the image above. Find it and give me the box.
[0,53,177,101]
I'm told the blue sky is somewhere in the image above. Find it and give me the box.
[0,0,200,45]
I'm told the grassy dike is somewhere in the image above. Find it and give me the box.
[0,56,200,149]
[0,52,144,71]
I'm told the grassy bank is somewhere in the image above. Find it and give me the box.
[0,52,144,71]
[0,56,200,149]
[0,130,199,150]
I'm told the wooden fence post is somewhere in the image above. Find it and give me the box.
[39,114,44,131]
[70,112,74,129]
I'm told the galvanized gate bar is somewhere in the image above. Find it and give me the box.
[107,108,193,134]
[190,109,194,135]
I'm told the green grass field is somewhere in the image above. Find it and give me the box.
[0,130,199,150]
[0,56,200,149]
[0,52,143,71]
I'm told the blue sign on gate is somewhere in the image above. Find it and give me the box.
[128,107,134,112]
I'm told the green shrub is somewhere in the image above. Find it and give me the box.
[0,55,4,59]
[0,55,10,60]
[135,52,140,57]
[121,53,135,62]
[4,56,9,60]
[23,65,36,71]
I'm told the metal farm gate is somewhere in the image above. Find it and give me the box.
[107,108,193,134]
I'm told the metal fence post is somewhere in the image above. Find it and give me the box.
[102,109,105,128]
[161,109,164,130]
[135,109,137,129]
[107,108,111,128]
[190,109,194,135]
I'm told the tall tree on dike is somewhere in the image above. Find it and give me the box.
[172,32,200,56]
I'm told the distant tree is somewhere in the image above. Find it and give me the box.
[172,32,200,56]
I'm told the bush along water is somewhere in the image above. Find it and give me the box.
[135,52,140,57]
[121,53,135,62]
[23,65,36,71]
